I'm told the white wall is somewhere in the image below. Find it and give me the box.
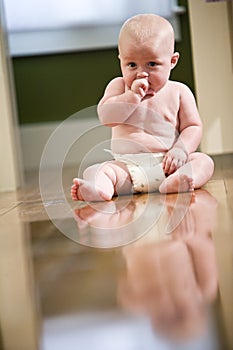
[188,0,233,155]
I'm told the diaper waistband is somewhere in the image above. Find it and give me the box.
[104,149,165,167]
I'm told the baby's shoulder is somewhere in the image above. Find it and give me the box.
[168,80,190,90]
[168,80,194,96]
[103,76,125,94]
[107,76,125,88]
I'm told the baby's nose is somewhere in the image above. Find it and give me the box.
[136,71,149,79]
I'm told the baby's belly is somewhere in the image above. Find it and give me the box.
[111,130,173,154]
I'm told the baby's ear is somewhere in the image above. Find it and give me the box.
[171,52,180,69]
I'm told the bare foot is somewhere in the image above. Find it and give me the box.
[71,178,113,202]
[159,173,195,194]
[73,201,117,229]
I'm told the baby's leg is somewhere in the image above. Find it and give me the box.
[71,161,132,201]
[159,152,214,194]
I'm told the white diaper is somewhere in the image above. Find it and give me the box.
[111,151,166,193]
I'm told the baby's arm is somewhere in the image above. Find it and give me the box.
[97,77,154,126]
[163,83,203,175]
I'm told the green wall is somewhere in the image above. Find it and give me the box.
[13,50,121,124]
[13,0,194,124]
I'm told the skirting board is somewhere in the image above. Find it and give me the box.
[20,118,231,173]
[20,119,112,171]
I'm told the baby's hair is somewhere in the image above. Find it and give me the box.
[118,13,175,52]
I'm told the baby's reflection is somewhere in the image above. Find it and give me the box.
[74,196,138,230]
[73,189,218,341]
[118,189,218,341]
[73,193,164,247]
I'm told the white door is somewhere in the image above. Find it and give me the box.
[0,0,23,191]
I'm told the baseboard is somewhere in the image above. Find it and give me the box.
[20,119,112,171]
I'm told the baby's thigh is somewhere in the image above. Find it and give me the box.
[189,152,214,165]
[83,163,105,179]
[83,161,130,182]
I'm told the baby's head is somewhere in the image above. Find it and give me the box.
[118,14,175,57]
[118,14,179,93]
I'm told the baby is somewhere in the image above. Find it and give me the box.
[71,14,214,201]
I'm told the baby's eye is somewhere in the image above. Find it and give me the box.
[128,62,137,68]
[148,62,157,67]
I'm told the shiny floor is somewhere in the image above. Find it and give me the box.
[0,154,233,350]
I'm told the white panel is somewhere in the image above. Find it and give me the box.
[188,0,233,154]
[3,0,183,55]
[3,0,174,31]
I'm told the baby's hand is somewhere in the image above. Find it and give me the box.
[163,147,188,175]
[131,78,154,99]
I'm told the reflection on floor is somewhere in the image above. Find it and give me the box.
[0,154,232,350]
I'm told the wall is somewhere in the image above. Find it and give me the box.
[13,49,121,124]
[188,0,233,154]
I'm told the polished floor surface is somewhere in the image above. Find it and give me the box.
[0,154,233,350]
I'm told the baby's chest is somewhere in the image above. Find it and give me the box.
[148,93,179,117]
[136,100,179,127]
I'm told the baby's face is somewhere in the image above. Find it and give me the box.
[119,35,177,94]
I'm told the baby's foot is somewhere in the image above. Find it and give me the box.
[71,178,113,202]
[73,201,118,230]
[159,173,194,194]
